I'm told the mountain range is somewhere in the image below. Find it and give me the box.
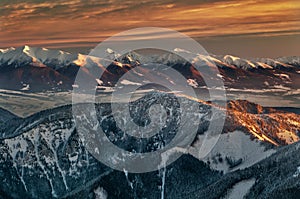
[0,46,299,92]
[0,93,299,198]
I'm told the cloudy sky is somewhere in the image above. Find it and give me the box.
[0,0,299,57]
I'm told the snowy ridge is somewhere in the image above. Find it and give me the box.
[1,45,299,70]
[0,45,300,92]
[0,46,77,68]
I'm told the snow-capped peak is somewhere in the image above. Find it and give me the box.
[22,45,31,55]
[223,55,261,69]
[173,48,192,53]
[224,55,240,62]
[103,48,121,61]
[0,45,77,68]
[0,46,299,72]
[106,48,115,54]
[276,56,300,66]
[0,47,15,53]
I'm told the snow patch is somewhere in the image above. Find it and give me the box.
[187,79,198,88]
[274,73,291,81]
[293,166,300,177]
[223,178,256,199]
[273,84,291,90]
[120,80,142,86]
[173,48,191,53]
[94,186,108,199]
[257,62,273,69]
[264,81,269,86]
[73,54,86,66]
[21,84,30,91]
[106,48,114,54]
[132,69,144,76]
[96,79,103,86]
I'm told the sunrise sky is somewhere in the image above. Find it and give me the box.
[0,0,300,58]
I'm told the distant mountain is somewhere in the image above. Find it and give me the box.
[0,46,299,92]
[0,46,77,68]
[0,94,299,198]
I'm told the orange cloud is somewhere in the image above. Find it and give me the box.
[0,0,299,51]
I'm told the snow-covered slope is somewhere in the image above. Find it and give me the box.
[191,131,275,173]
[188,140,300,199]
